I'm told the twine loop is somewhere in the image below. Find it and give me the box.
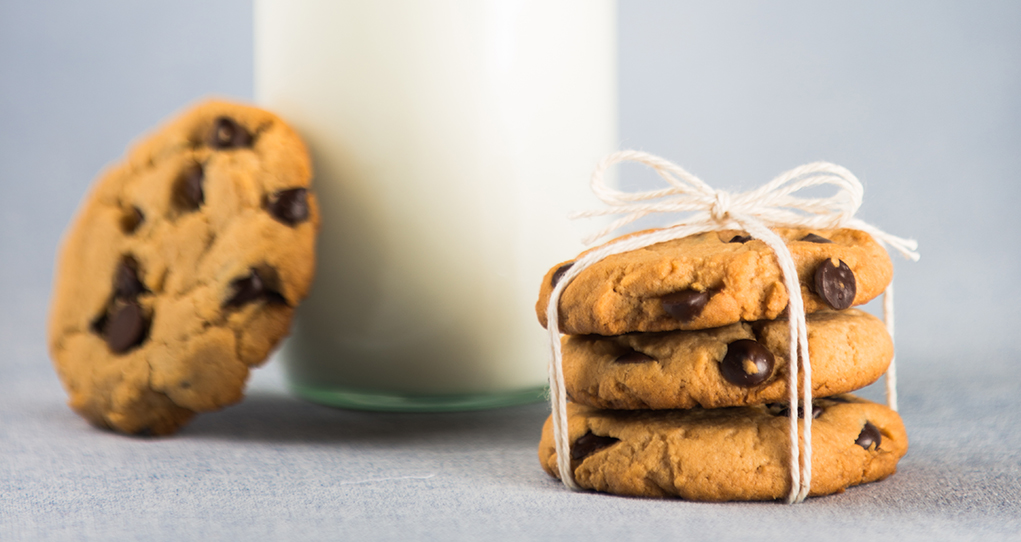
[547,150,918,503]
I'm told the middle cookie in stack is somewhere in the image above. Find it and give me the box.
[535,227,907,500]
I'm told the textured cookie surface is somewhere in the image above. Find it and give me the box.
[48,99,319,435]
[539,396,907,501]
[536,228,892,335]
[563,309,892,410]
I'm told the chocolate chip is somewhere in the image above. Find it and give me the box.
[551,262,574,288]
[720,339,775,387]
[571,431,620,460]
[208,116,253,149]
[267,291,288,305]
[800,233,833,244]
[89,312,108,335]
[614,350,655,364]
[114,257,146,300]
[121,207,144,234]
[661,289,712,322]
[224,268,286,308]
[768,403,825,419]
[225,270,265,307]
[104,300,149,354]
[813,259,856,310]
[176,163,205,211]
[855,421,882,450]
[729,235,752,243]
[268,188,309,226]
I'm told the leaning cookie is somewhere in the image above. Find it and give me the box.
[539,396,907,501]
[536,228,892,335]
[48,99,319,435]
[563,309,892,410]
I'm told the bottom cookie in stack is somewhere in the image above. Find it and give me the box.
[539,395,907,501]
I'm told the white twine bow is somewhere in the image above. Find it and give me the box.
[546,150,919,503]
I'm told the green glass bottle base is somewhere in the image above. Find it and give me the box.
[289,382,548,412]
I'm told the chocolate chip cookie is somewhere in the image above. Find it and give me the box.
[536,228,892,335]
[539,396,907,501]
[562,309,892,410]
[48,99,319,435]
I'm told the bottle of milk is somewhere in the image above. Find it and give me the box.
[255,0,617,410]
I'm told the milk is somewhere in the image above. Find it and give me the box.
[254,0,617,407]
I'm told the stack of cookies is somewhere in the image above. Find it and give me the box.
[535,228,908,501]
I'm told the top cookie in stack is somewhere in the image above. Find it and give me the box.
[536,228,892,335]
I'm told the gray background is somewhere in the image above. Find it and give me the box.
[2,1,1019,540]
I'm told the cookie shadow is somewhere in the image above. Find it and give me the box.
[181,390,551,446]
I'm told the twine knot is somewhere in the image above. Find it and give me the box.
[710,190,732,223]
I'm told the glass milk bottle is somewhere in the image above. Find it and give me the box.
[254,0,617,410]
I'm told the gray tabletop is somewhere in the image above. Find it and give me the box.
[3,1,1020,540]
